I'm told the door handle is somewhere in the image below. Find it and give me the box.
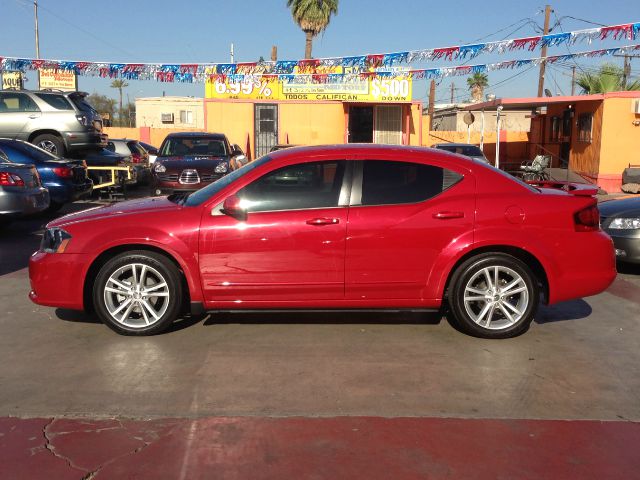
[306,217,339,226]
[433,211,464,219]
[28,114,39,119]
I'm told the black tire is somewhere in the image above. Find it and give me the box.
[46,201,64,214]
[448,253,539,339]
[32,134,65,157]
[93,250,183,335]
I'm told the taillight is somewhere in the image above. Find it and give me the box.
[0,171,25,187]
[52,167,74,178]
[131,153,143,164]
[574,205,600,232]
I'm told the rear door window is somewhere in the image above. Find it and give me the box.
[357,160,462,206]
[34,94,74,110]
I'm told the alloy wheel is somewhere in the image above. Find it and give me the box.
[38,140,58,154]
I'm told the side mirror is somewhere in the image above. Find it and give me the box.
[221,194,247,221]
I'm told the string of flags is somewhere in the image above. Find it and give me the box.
[0,22,638,84]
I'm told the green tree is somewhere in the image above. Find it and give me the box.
[287,0,338,59]
[467,73,489,103]
[576,63,640,94]
[86,93,116,126]
[110,79,129,126]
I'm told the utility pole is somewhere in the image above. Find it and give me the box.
[34,0,40,89]
[622,55,631,89]
[428,79,436,132]
[271,46,278,62]
[537,4,552,97]
[230,43,235,64]
[450,82,455,104]
[571,66,576,96]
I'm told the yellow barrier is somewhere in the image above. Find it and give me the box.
[87,166,133,190]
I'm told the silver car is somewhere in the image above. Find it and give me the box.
[0,90,106,157]
[0,148,49,226]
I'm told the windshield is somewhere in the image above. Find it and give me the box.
[160,137,228,157]
[438,145,484,157]
[184,156,271,206]
[2,141,59,162]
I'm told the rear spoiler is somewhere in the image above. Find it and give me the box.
[526,180,599,197]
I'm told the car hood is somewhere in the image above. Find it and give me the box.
[598,196,640,217]
[156,155,228,170]
[48,196,183,228]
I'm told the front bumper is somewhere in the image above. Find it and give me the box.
[606,230,640,264]
[29,251,87,310]
[152,179,218,195]
[0,187,50,217]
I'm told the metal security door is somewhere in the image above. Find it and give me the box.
[255,104,278,158]
[374,105,403,145]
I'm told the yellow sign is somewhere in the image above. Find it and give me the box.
[2,71,24,90]
[206,67,412,103]
[39,68,77,91]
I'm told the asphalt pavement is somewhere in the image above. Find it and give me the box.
[1,194,639,478]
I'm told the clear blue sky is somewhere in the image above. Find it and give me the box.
[1,0,638,104]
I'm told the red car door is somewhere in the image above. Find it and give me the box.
[199,159,350,307]
[345,157,475,304]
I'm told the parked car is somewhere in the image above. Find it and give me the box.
[0,139,92,212]
[138,141,159,164]
[29,145,616,338]
[433,143,489,163]
[83,148,137,188]
[105,139,151,184]
[599,196,640,264]
[269,144,298,152]
[0,90,107,157]
[1,154,49,226]
[152,132,244,195]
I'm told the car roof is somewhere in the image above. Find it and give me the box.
[165,132,227,139]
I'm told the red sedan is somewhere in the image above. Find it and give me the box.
[29,145,616,338]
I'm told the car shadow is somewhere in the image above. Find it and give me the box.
[534,299,593,324]
[55,309,209,333]
[203,311,443,326]
[0,201,104,277]
[617,262,640,276]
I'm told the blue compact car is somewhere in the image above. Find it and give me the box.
[0,139,92,212]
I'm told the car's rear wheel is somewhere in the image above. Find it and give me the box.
[448,253,539,339]
[93,251,182,335]
[33,134,65,157]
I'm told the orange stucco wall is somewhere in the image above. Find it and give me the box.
[104,127,205,148]
[278,103,345,145]
[600,97,640,175]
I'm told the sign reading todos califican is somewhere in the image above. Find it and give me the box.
[205,67,412,102]
[39,68,78,91]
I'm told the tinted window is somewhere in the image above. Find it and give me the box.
[106,142,116,152]
[34,93,73,110]
[128,141,146,155]
[0,93,40,112]
[69,94,98,113]
[160,137,228,157]
[360,160,461,206]
[437,145,483,157]
[0,147,8,162]
[238,160,346,212]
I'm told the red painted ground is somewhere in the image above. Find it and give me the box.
[1,416,639,479]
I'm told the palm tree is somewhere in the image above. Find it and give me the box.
[287,0,338,59]
[467,73,489,103]
[576,63,640,94]
[110,79,129,126]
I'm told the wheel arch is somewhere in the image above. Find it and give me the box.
[441,245,550,304]
[83,244,192,313]
[28,129,64,143]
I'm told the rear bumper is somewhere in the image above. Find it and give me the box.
[64,132,107,151]
[47,180,93,204]
[29,251,87,310]
[549,231,617,304]
[0,187,50,217]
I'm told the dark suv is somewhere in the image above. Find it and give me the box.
[152,132,244,195]
[0,90,107,157]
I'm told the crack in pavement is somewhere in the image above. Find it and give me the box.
[42,418,89,477]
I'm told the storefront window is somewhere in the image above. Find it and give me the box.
[578,113,593,143]
[550,116,560,142]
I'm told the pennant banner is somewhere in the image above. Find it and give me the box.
[0,23,638,83]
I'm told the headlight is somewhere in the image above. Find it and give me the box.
[608,217,640,230]
[215,163,228,174]
[154,163,166,173]
[41,228,72,253]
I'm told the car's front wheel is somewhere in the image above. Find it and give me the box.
[448,253,539,339]
[93,250,183,335]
